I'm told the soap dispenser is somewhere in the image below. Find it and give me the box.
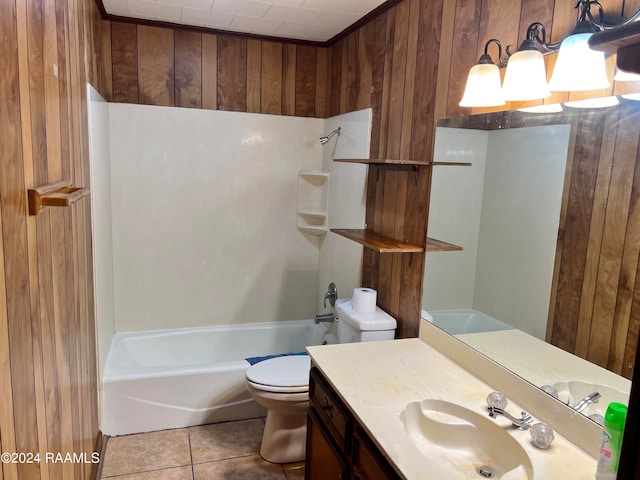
[595,402,628,480]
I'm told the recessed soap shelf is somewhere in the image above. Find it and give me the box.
[297,171,329,236]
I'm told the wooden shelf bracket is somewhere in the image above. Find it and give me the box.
[28,180,90,216]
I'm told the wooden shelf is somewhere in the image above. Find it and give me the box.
[330,229,423,253]
[334,158,471,167]
[426,237,463,252]
[330,230,463,253]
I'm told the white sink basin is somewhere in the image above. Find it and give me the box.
[401,399,534,479]
[553,380,628,416]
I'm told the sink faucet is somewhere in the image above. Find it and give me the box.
[488,406,533,429]
[315,313,336,324]
[573,391,601,413]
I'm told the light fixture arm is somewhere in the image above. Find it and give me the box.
[480,38,509,68]
[527,22,562,53]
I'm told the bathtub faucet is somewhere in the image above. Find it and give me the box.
[324,282,338,308]
[315,313,336,325]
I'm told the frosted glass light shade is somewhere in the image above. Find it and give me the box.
[614,68,640,82]
[502,49,551,101]
[548,33,610,91]
[459,63,505,107]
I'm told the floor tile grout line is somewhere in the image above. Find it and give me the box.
[190,452,263,466]
[187,428,196,480]
[101,463,193,479]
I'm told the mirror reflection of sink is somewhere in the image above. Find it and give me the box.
[401,399,534,479]
[552,381,628,416]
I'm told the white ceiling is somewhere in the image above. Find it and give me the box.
[102,0,388,43]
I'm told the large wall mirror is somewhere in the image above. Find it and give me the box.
[422,96,640,424]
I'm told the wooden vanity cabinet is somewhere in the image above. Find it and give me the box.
[305,366,402,480]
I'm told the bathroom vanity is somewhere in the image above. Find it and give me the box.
[306,365,401,480]
[305,337,598,479]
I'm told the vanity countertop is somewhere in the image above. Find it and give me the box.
[306,338,597,480]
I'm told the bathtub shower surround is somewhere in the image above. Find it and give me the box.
[87,85,115,380]
[92,103,373,433]
[102,320,335,436]
[108,105,325,333]
[317,110,370,314]
[427,309,513,335]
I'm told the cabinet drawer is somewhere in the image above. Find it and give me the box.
[309,367,351,452]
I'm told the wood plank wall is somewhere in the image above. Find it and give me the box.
[102,0,640,346]
[101,22,328,117]
[1,0,105,478]
[324,0,445,337]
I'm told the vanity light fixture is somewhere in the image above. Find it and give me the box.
[547,1,610,91]
[501,23,551,101]
[459,39,507,107]
[460,0,640,107]
[614,68,640,82]
[564,96,620,108]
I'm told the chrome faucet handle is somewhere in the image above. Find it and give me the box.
[486,391,508,410]
[488,406,533,429]
[323,282,338,308]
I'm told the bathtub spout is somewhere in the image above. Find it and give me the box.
[315,313,336,325]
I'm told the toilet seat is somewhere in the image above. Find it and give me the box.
[246,355,310,393]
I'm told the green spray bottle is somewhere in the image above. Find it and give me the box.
[596,402,628,480]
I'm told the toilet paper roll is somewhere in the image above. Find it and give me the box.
[352,288,377,314]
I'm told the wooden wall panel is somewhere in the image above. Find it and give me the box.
[295,45,317,117]
[138,26,174,106]
[174,31,202,109]
[261,41,283,115]
[217,35,246,111]
[2,0,104,478]
[329,41,342,117]
[111,22,138,103]
[282,43,296,116]
[247,39,262,113]
[315,47,328,118]
[105,24,329,117]
[202,34,217,110]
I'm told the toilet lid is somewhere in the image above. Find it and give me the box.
[246,355,311,388]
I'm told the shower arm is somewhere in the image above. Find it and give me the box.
[320,127,341,145]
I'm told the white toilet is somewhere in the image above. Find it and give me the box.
[245,298,396,463]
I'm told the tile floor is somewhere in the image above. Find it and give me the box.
[98,418,305,480]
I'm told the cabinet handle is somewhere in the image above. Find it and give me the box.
[322,397,333,419]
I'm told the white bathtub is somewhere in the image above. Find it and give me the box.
[102,320,335,436]
[424,309,513,335]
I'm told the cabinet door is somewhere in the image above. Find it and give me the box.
[309,367,351,453]
[305,408,349,480]
[351,428,401,480]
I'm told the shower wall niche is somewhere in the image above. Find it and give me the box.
[297,170,329,235]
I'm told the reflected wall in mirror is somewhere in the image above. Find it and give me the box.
[423,97,640,421]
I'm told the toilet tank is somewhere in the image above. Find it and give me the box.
[336,299,397,343]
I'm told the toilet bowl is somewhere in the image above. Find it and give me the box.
[245,297,396,463]
[245,355,311,463]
